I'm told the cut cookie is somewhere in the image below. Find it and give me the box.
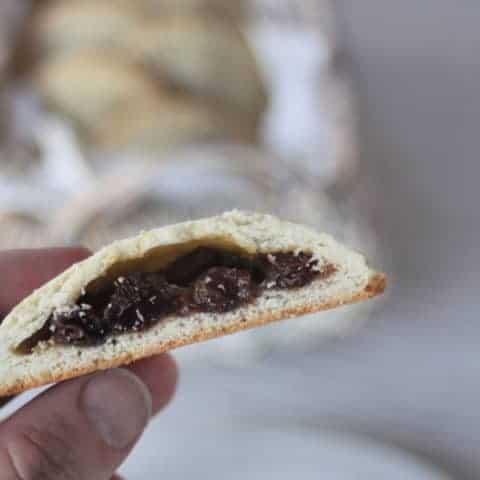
[0,211,385,395]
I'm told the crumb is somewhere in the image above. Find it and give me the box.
[136,309,145,322]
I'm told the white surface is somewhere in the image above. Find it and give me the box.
[121,423,450,479]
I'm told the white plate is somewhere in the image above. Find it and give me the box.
[122,423,452,479]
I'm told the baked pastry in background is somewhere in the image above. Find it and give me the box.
[31,0,141,59]
[35,50,256,149]
[32,3,266,125]
[111,0,244,19]
[126,16,267,123]
[94,94,257,150]
[34,51,161,141]
[27,0,267,153]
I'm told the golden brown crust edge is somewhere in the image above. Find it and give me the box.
[1,272,386,397]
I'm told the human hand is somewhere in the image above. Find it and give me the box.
[0,248,178,479]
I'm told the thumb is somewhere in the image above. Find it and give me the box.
[0,368,152,480]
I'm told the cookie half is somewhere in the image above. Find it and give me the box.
[0,211,385,395]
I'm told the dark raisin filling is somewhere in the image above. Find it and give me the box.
[43,248,336,347]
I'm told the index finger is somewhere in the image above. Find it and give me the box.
[0,247,91,316]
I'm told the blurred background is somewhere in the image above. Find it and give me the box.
[0,0,375,364]
[1,0,479,478]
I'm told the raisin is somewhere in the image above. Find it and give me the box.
[193,267,256,312]
[50,305,107,345]
[259,252,320,289]
[41,248,334,349]
[106,273,182,332]
[165,247,221,285]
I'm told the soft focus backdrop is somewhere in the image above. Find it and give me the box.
[123,2,480,478]
[1,1,480,479]
[1,0,375,366]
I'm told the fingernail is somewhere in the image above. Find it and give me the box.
[81,369,152,450]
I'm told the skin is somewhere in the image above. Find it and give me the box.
[0,248,178,480]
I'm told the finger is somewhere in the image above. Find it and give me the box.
[0,247,91,315]
[0,355,177,479]
[0,338,178,416]
[128,353,178,415]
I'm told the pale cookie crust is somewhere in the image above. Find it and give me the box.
[0,211,385,396]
